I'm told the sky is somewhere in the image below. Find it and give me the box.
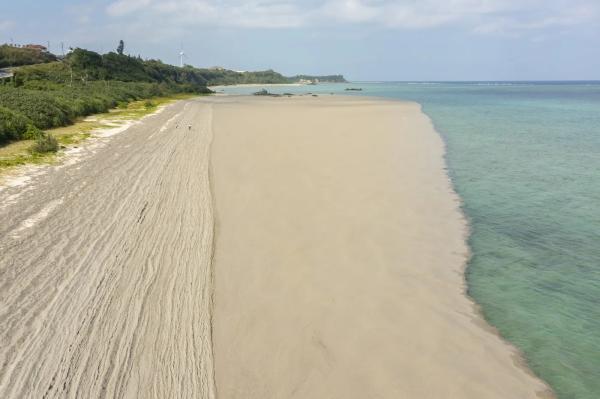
[2,0,599,80]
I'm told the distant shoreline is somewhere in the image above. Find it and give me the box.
[209,83,304,90]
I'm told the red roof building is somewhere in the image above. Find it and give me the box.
[24,44,47,52]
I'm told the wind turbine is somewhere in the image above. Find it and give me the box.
[179,43,186,67]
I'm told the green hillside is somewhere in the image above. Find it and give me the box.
[1,48,211,143]
[199,69,346,85]
[0,45,346,143]
[0,44,57,68]
[290,74,346,83]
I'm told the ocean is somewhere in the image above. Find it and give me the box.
[219,81,600,399]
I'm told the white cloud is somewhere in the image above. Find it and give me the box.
[104,0,600,35]
[107,0,152,17]
[321,0,380,23]
[0,20,15,31]
[472,3,599,35]
[107,0,309,28]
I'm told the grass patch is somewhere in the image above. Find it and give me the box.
[31,134,59,154]
[0,141,56,168]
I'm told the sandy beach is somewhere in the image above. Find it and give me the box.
[0,95,553,398]
[209,95,552,398]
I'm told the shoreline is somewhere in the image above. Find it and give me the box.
[208,95,553,397]
[418,103,557,397]
[209,89,555,396]
[208,91,555,396]
[209,83,305,91]
[0,94,556,397]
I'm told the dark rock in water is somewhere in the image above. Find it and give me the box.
[253,89,281,97]
[345,88,363,91]
[312,94,318,97]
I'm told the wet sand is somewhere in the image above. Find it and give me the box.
[210,96,552,398]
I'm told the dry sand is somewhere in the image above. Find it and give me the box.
[210,95,553,398]
[0,95,552,398]
[0,101,216,398]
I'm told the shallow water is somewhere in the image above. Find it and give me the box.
[219,81,600,399]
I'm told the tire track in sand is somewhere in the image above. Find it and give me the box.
[0,100,216,399]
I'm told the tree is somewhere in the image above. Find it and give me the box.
[66,48,104,81]
[117,40,124,55]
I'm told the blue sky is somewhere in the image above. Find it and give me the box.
[2,0,599,80]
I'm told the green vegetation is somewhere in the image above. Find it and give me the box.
[0,46,212,144]
[0,42,345,148]
[0,146,57,169]
[31,133,59,153]
[0,81,206,143]
[0,106,30,141]
[198,69,289,85]
[198,68,346,85]
[291,74,346,83]
[0,94,193,171]
[117,40,125,56]
[0,44,57,68]
[10,48,213,87]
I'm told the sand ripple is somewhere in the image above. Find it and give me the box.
[0,101,216,399]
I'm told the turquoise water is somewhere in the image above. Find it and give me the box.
[220,82,600,398]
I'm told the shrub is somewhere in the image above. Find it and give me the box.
[0,106,31,142]
[23,124,43,139]
[0,47,214,146]
[0,86,70,128]
[30,133,59,153]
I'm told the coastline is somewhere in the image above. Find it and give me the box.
[208,95,554,398]
[208,83,304,90]
[0,93,557,398]
[421,103,557,398]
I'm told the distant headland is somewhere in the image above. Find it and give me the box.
[0,41,346,144]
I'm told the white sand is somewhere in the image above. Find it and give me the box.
[0,100,216,399]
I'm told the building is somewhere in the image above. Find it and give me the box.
[23,44,47,52]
